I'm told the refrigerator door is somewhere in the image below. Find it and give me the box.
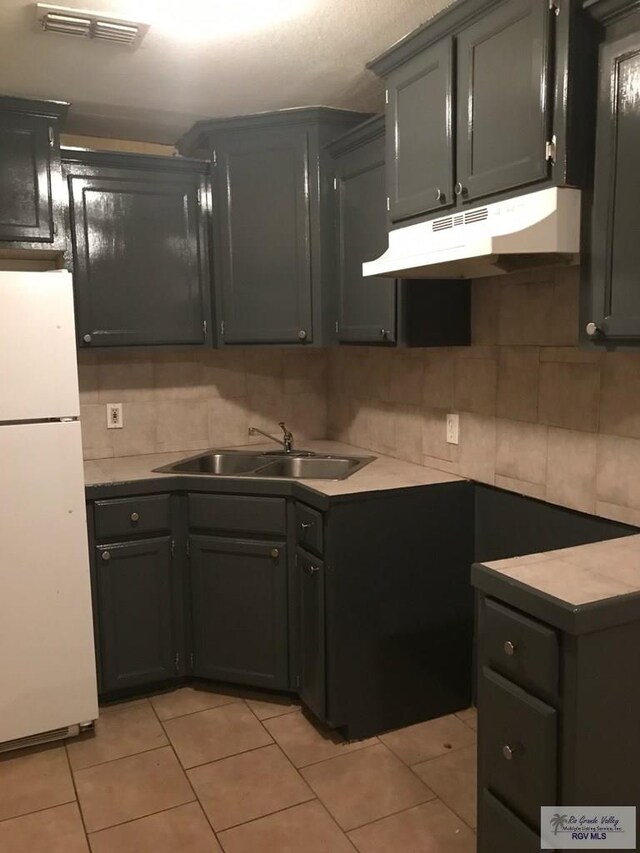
[0,271,80,422]
[0,420,98,745]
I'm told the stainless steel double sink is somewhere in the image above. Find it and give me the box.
[153,449,375,481]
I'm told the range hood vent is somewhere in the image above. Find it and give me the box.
[364,187,581,280]
[35,3,149,46]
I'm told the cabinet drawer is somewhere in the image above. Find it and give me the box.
[188,494,286,536]
[295,503,323,555]
[479,790,546,853]
[479,667,556,829]
[94,495,171,540]
[482,598,558,700]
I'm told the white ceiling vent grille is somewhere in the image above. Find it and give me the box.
[35,4,149,46]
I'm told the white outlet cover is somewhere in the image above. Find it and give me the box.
[106,402,123,429]
[446,413,459,445]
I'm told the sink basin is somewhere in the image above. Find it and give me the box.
[255,455,370,480]
[158,452,270,476]
[154,449,375,480]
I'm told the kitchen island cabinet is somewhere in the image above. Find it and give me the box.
[63,149,212,348]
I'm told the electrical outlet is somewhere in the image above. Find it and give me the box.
[446,413,459,445]
[106,403,123,429]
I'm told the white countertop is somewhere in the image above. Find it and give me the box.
[482,535,640,606]
[84,440,463,498]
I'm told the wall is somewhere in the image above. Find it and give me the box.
[79,348,326,460]
[327,265,640,527]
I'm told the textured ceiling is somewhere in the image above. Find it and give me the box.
[0,0,451,143]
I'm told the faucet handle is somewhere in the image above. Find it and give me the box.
[278,422,294,452]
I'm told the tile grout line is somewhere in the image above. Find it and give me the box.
[0,795,78,827]
[66,740,171,774]
[62,742,91,845]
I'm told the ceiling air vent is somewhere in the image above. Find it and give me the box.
[35,3,149,46]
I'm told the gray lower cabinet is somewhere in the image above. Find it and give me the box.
[63,149,212,348]
[582,4,640,345]
[177,108,366,346]
[296,547,326,721]
[189,535,289,690]
[327,115,470,347]
[0,96,68,250]
[473,579,640,852]
[95,537,177,693]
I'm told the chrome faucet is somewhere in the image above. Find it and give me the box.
[248,421,294,453]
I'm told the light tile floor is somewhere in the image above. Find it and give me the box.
[0,684,478,852]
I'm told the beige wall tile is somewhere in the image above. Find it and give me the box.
[110,402,158,457]
[538,361,600,432]
[458,413,496,485]
[369,404,396,456]
[595,501,640,528]
[600,353,640,439]
[394,406,422,463]
[156,400,209,452]
[496,346,539,422]
[154,351,202,401]
[201,349,247,399]
[97,352,156,403]
[546,428,597,514]
[498,278,555,346]
[549,266,580,347]
[596,434,640,512]
[454,351,497,416]
[389,356,424,406]
[80,404,113,460]
[495,419,547,485]
[495,475,546,500]
[422,408,459,463]
[423,350,455,409]
[471,278,501,345]
[207,398,250,447]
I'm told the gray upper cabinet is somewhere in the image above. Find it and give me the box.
[386,38,454,221]
[456,0,552,203]
[0,96,68,249]
[327,115,471,347]
[368,0,595,221]
[582,3,640,345]
[177,108,367,346]
[63,149,212,348]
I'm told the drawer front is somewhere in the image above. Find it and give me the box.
[479,789,547,853]
[482,598,558,700]
[295,502,323,555]
[94,495,171,540]
[479,667,557,829]
[188,493,286,536]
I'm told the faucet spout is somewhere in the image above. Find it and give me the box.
[248,421,295,453]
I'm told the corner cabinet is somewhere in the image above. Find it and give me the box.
[327,115,470,347]
[0,96,68,251]
[177,108,367,346]
[582,1,640,346]
[63,149,212,348]
[369,0,597,222]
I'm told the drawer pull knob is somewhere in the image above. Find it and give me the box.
[306,564,320,575]
[503,640,516,656]
[270,548,280,559]
[502,744,517,761]
[101,550,111,561]
[130,512,140,523]
[300,521,314,530]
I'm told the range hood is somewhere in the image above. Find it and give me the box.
[363,187,581,280]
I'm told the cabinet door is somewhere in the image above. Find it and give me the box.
[96,537,176,693]
[0,113,54,242]
[456,0,552,203]
[335,133,397,343]
[190,535,289,690]
[214,126,313,344]
[588,32,640,341]
[387,38,454,221]
[67,167,210,347]
[296,548,326,720]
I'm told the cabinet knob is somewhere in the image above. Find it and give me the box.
[585,322,601,337]
[298,330,307,341]
[83,334,92,343]
[454,182,467,197]
[300,521,314,530]
[502,744,517,761]
[503,640,516,657]
[101,550,111,561]
[306,564,320,575]
[435,188,445,202]
[270,548,280,559]
[130,512,140,523]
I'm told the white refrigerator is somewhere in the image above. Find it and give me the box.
[0,270,98,752]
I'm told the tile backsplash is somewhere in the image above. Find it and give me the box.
[79,348,327,460]
[79,264,640,527]
[327,266,640,527]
